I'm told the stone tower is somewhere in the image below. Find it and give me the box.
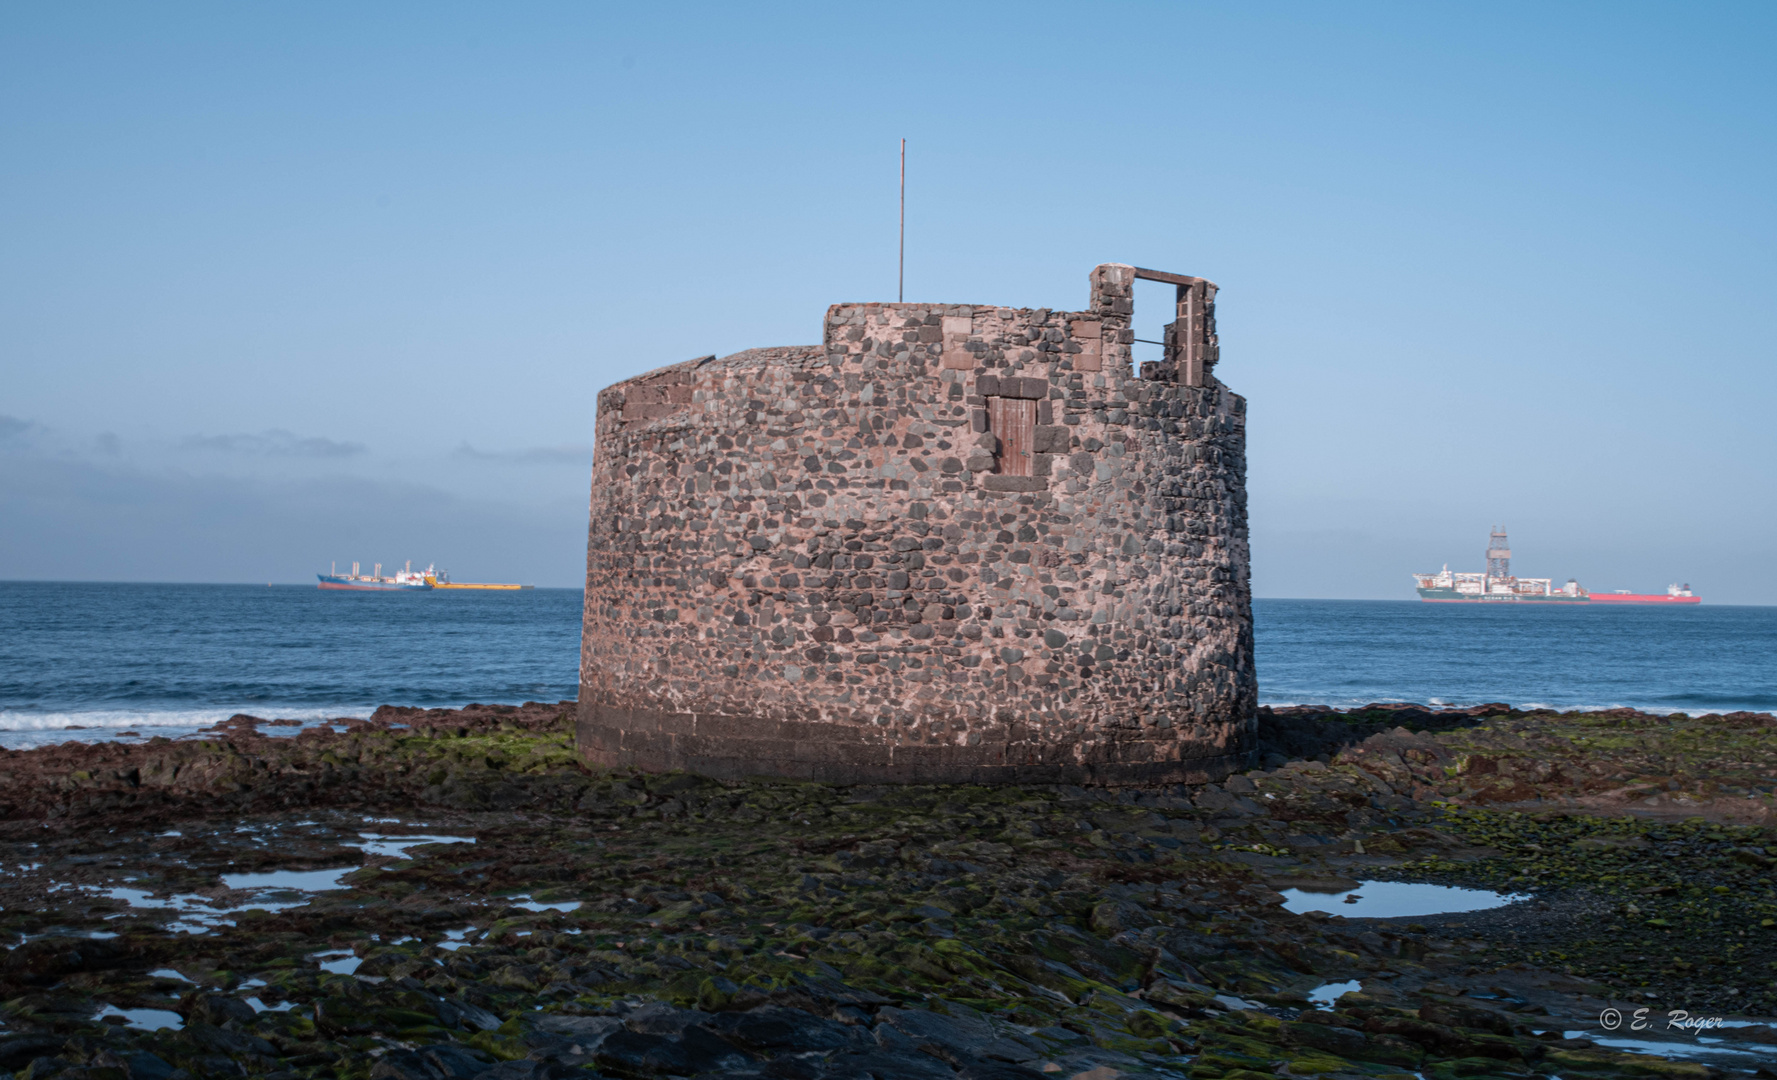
[577,263,1254,785]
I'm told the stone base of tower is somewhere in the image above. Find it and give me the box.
[576,699,1251,786]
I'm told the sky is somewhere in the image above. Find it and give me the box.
[2,3,1773,601]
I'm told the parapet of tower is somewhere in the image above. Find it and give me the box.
[577,263,1255,785]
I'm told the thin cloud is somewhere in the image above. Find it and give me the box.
[0,452,581,584]
[180,429,367,459]
[453,442,591,465]
[0,415,33,441]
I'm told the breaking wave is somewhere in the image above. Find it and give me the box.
[0,707,373,749]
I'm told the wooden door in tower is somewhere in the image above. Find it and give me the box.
[989,397,1036,476]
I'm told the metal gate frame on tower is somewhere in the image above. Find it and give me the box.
[1133,267,1219,387]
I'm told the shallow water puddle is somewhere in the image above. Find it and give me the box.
[221,867,355,892]
[24,928,118,942]
[1307,980,1362,1005]
[98,869,351,933]
[102,887,247,933]
[75,823,468,937]
[148,968,191,982]
[438,927,477,951]
[1281,880,1527,919]
[97,1005,183,1031]
[312,949,361,975]
[504,895,582,912]
[354,833,476,859]
[1561,1029,1777,1063]
[105,887,193,910]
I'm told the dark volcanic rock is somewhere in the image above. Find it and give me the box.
[1,700,1772,1080]
[0,1036,66,1072]
[179,992,255,1028]
[703,1007,859,1053]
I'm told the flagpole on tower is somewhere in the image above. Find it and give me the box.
[898,138,905,304]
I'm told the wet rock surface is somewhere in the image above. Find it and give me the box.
[0,701,1772,1079]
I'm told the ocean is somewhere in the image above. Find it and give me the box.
[1,582,1772,748]
[0,582,584,748]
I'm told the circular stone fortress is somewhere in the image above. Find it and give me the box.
[578,263,1254,785]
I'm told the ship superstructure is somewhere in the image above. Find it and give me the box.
[317,560,435,591]
[1413,528,1585,603]
[1413,529,1699,604]
[316,560,532,591]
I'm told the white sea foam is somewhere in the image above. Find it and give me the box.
[1257,697,1752,719]
[0,707,368,749]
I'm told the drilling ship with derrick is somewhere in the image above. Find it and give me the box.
[1413,528,1699,604]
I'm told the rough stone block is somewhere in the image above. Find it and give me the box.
[981,475,1048,492]
[941,315,974,369]
[1033,426,1069,453]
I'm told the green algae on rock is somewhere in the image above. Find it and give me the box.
[0,701,1772,1079]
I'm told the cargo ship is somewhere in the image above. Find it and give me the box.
[317,561,436,591]
[1413,529,1699,604]
[316,561,532,591]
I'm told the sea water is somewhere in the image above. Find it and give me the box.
[1256,598,1776,715]
[1,583,1772,747]
[0,582,582,747]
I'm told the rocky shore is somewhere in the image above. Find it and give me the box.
[2,701,1773,1080]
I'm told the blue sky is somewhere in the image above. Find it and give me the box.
[2,2,1773,601]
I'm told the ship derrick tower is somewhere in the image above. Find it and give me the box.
[1486,526,1512,583]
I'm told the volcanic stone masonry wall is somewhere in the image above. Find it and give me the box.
[578,262,1254,785]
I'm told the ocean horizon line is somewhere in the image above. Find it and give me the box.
[1,581,1770,607]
